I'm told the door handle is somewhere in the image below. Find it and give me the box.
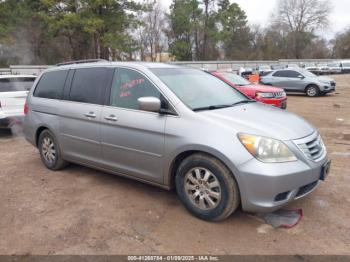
[104,115,118,122]
[84,112,96,118]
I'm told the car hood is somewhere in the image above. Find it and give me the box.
[239,84,283,93]
[200,103,315,141]
[317,76,334,82]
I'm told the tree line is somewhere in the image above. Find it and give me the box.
[0,0,349,66]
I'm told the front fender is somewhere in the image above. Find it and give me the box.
[164,144,247,191]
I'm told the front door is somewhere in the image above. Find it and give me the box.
[100,67,166,184]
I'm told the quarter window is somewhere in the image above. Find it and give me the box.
[69,68,107,105]
[110,68,161,110]
[34,71,67,99]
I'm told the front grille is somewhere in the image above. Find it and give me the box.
[330,81,336,87]
[273,91,285,98]
[296,181,318,198]
[295,133,326,162]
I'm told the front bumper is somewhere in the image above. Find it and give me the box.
[322,84,336,93]
[237,157,329,213]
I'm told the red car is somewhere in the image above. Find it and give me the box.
[211,71,288,109]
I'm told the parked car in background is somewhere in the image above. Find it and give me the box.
[257,65,272,76]
[239,67,254,79]
[340,60,350,74]
[23,61,330,221]
[327,62,342,74]
[210,71,287,109]
[271,65,285,70]
[317,64,331,75]
[305,65,321,75]
[260,69,336,97]
[0,75,36,128]
[286,64,300,69]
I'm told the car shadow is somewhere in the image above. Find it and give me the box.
[286,93,336,98]
[0,124,24,138]
[62,163,255,224]
[0,129,13,138]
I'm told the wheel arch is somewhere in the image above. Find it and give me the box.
[304,83,320,92]
[35,126,50,147]
[167,148,241,191]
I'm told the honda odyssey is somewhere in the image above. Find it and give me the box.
[23,61,330,221]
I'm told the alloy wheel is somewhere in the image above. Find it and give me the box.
[307,86,317,97]
[184,167,222,210]
[42,137,56,163]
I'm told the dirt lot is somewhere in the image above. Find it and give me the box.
[1,75,350,255]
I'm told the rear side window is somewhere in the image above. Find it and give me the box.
[272,71,284,77]
[273,70,301,78]
[34,70,68,99]
[0,77,36,92]
[69,68,107,105]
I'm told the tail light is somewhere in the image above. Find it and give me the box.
[24,101,29,115]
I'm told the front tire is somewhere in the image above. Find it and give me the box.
[38,129,67,170]
[175,153,240,221]
[305,85,320,97]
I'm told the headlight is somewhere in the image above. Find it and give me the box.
[320,80,330,85]
[256,92,274,98]
[238,134,297,163]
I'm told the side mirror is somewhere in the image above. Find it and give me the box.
[298,75,304,79]
[138,97,161,112]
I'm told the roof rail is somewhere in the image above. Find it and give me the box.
[56,59,108,67]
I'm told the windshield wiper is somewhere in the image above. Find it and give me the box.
[193,104,234,112]
[193,100,256,112]
[231,100,256,107]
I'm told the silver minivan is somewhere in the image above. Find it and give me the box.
[23,61,330,221]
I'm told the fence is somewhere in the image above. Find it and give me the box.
[170,59,348,70]
[1,59,349,75]
[0,65,50,75]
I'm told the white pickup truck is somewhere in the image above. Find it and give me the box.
[0,75,36,128]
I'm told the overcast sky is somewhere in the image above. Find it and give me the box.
[159,0,350,39]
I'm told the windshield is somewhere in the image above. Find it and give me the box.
[217,72,251,86]
[151,68,249,111]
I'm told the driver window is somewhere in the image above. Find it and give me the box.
[110,68,161,110]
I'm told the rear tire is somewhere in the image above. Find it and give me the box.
[38,129,68,170]
[305,85,320,97]
[175,153,240,221]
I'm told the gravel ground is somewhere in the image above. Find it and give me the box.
[0,75,349,255]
